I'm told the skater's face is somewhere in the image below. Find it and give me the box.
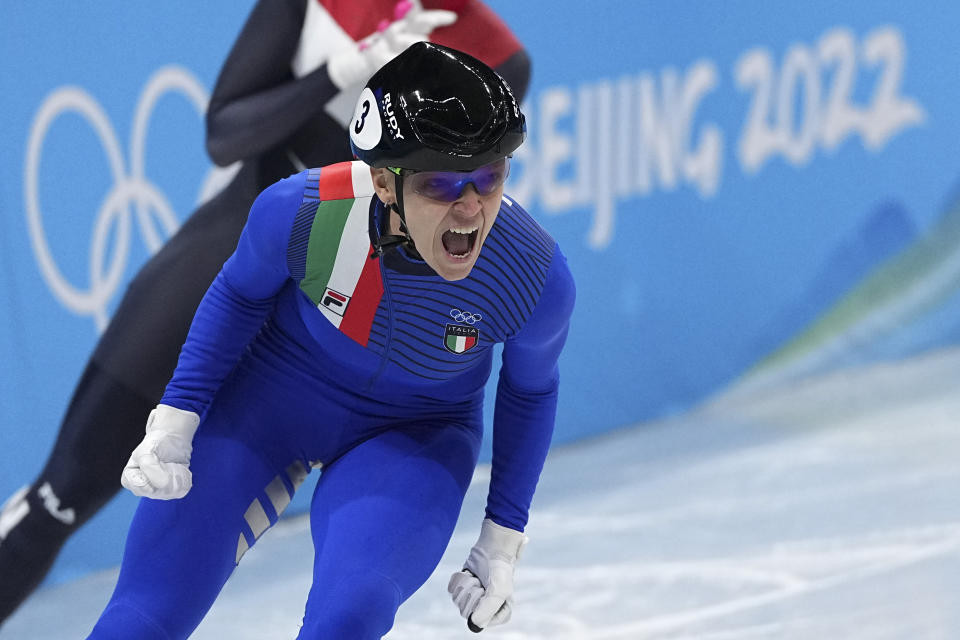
[371,159,508,281]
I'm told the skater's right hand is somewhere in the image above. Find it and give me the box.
[121,404,200,500]
[448,519,528,632]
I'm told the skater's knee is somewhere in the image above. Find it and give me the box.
[298,571,401,639]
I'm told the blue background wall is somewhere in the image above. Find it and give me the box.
[2,1,959,585]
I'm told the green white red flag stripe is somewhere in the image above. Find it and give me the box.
[339,248,384,345]
[301,162,383,346]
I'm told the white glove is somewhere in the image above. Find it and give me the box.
[121,404,200,500]
[327,1,457,90]
[448,519,528,632]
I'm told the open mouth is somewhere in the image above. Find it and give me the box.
[441,226,479,259]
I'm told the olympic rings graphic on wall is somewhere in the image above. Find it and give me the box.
[24,65,239,332]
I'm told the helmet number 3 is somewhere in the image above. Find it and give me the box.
[354,100,370,134]
[350,88,382,151]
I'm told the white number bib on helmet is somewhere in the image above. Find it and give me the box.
[350,87,382,150]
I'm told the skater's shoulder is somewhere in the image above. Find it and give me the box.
[257,170,311,210]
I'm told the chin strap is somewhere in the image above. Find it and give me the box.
[370,226,411,258]
[369,173,422,260]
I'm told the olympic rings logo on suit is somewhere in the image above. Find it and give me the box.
[449,308,482,325]
[24,65,239,332]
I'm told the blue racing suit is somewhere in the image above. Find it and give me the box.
[88,161,575,639]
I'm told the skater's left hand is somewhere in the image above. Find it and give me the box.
[448,519,527,632]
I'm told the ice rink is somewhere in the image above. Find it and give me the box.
[4,347,960,639]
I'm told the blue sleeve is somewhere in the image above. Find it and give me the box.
[160,171,305,414]
[485,245,576,531]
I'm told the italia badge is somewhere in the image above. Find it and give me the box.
[444,324,479,354]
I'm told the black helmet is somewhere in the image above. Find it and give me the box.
[349,42,526,172]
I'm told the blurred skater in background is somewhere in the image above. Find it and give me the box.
[0,0,529,627]
[86,42,572,638]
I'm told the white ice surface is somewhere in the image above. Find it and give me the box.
[4,347,960,639]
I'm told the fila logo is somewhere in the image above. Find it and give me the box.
[321,287,351,317]
[38,482,76,525]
